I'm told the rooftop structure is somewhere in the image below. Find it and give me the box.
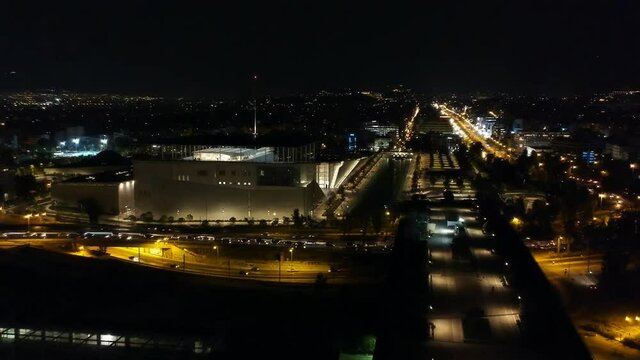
[363,121,399,137]
[192,147,275,162]
[153,143,318,163]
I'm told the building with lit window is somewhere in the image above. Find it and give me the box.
[134,145,362,221]
[363,121,399,137]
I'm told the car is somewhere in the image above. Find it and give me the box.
[168,264,180,269]
[239,270,249,276]
[250,266,260,271]
[588,284,598,290]
[128,256,140,262]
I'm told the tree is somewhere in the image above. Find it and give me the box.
[201,220,209,227]
[15,174,37,199]
[141,211,154,222]
[315,272,328,289]
[229,217,237,224]
[0,146,15,166]
[127,215,137,222]
[186,214,194,221]
[514,197,526,218]
[79,198,102,225]
[167,216,175,223]
[443,189,454,203]
[292,208,303,227]
[469,142,483,160]
[159,215,168,223]
[372,213,382,234]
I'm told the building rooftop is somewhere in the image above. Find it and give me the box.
[192,147,275,162]
[63,170,133,184]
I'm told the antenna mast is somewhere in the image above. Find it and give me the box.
[252,75,258,139]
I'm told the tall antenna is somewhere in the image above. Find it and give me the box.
[252,74,258,139]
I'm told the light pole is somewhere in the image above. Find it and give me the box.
[213,245,219,260]
[586,238,591,274]
[289,247,294,262]
[24,214,32,233]
[71,138,80,152]
[598,193,606,208]
[557,236,563,254]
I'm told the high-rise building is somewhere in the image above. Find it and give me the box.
[348,133,357,152]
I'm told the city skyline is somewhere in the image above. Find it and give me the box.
[1,2,640,359]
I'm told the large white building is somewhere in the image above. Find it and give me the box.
[134,146,362,221]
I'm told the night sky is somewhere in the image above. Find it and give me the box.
[1,1,638,96]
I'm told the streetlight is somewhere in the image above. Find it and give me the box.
[24,214,32,232]
[71,138,80,152]
[598,193,606,208]
[213,245,219,260]
[289,247,294,262]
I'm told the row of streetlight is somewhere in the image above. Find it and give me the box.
[210,245,295,262]
[23,213,46,232]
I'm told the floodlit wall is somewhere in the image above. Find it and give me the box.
[134,161,325,220]
[52,182,133,215]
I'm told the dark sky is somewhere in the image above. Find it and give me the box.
[0,1,638,96]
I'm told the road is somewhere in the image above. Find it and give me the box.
[439,105,512,159]
[0,234,374,284]
[531,251,640,360]
[102,246,347,284]
[535,253,603,281]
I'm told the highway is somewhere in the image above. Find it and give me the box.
[439,104,512,159]
[102,246,349,284]
[0,231,380,284]
[395,105,419,151]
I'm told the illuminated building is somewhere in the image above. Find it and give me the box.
[51,171,134,215]
[363,121,399,137]
[134,145,361,221]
